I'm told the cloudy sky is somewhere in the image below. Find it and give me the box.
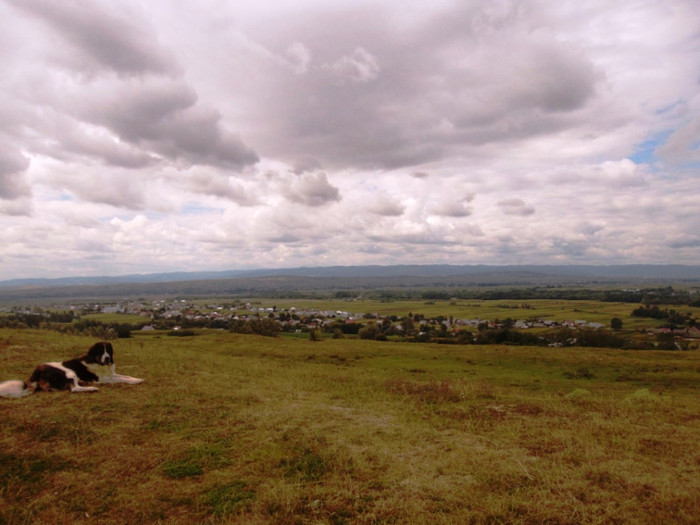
[1,0,698,279]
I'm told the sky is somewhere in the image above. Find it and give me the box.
[0,0,699,279]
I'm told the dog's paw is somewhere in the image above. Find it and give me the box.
[71,386,99,393]
[109,374,144,384]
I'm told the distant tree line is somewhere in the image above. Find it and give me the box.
[0,311,132,338]
[338,286,700,305]
[0,311,76,328]
[631,305,696,328]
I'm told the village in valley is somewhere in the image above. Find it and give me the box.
[3,293,698,350]
[4,297,607,331]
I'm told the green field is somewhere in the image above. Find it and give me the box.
[235,297,700,323]
[80,313,149,325]
[1,329,699,524]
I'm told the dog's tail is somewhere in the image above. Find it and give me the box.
[0,380,33,398]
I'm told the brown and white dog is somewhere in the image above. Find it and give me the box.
[0,342,143,398]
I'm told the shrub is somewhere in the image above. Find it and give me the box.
[359,322,380,340]
[248,317,281,337]
[610,317,623,330]
[339,322,361,335]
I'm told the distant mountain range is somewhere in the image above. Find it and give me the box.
[2,264,700,288]
[0,264,698,302]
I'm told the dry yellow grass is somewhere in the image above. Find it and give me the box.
[1,328,699,524]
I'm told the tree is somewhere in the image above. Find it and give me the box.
[359,322,381,340]
[610,317,623,331]
[248,317,281,337]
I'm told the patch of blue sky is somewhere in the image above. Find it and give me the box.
[629,129,673,165]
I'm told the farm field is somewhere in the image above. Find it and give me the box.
[234,297,700,329]
[1,328,699,524]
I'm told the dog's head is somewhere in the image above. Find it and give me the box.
[85,342,114,366]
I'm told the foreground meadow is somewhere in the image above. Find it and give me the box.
[1,329,699,524]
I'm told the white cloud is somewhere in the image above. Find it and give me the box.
[0,0,698,278]
[285,42,312,74]
[0,147,31,200]
[72,77,258,169]
[325,47,380,83]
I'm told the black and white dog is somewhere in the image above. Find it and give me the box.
[0,341,143,398]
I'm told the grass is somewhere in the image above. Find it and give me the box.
[1,328,699,524]
[80,313,149,325]
[235,297,700,329]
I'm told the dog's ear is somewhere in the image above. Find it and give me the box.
[86,342,112,364]
[86,342,101,362]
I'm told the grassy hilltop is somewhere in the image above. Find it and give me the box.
[1,328,699,524]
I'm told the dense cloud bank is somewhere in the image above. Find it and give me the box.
[0,0,698,278]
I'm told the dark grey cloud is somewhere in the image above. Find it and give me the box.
[666,236,700,249]
[265,233,302,244]
[430,195,475,217]
[56,126,160,169]
[3,2,258,172]
[187,174,259,206]
[0,147,29,177]
[68,173,145,210]
[237,1,599,169]
[498,198,535,216]
[78,79,258,169]
[6,0,179,76]
[0,147,31,199]
[0,175,30,200]
[280,172,341,207]
[292,156,323,174]
[368,197,405,217]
